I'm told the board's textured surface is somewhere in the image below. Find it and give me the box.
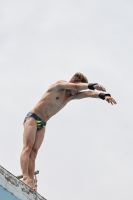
[0,165,46,200]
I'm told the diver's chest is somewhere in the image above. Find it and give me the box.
[54,94,69,107]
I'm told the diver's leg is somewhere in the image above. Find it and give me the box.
[28,127,45,190]
[20,118,37,188]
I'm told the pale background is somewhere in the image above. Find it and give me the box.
[0,0,133,200]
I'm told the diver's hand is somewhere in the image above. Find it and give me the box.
[105,96,117,105]
[94,84,106,92]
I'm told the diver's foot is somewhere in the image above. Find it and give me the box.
[23,177,36,191]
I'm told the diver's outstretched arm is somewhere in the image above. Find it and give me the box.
[72,90,117,105]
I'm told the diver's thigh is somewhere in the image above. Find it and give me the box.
[23,118,37,146]
[32,128,45,150]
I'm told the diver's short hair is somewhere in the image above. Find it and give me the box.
[71,72,88,83]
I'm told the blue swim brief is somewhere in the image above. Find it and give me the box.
[24,112,46,130]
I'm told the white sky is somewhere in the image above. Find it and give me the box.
[0,0,133,200]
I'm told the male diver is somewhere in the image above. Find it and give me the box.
[20,72,117,190]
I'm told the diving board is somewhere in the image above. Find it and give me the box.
[0,165,47,200]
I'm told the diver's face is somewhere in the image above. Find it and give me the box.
[68,80,80,95]
[71,90,78,95]
[67,89,79,96]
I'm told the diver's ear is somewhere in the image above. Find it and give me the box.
[70,79,74,83]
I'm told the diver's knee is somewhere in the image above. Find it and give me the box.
[23,144,33,154]
[30,148,38,159]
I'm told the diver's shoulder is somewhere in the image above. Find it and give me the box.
[46,80,67,92]
[55,80,68,84]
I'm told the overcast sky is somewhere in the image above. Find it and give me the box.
[0,0,133,200]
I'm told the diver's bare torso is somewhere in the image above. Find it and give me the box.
[31,81,73,122]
